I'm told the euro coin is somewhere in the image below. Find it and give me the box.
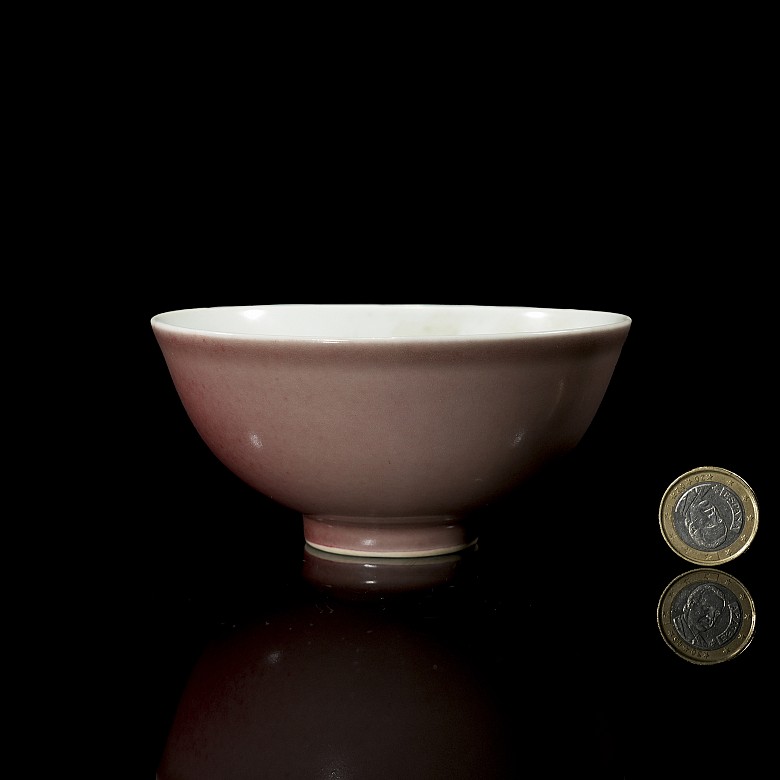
[657,568,756,665]
[659,466,758,565]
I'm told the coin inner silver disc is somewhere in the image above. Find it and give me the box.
[667,580,743,651]
[672,482,744,552]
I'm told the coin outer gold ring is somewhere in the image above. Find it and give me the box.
[657,567,756,665]
[658,466,759,565]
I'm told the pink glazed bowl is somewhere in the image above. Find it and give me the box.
[151,304,631,557]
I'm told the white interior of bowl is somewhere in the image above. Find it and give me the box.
[151,304,631,339]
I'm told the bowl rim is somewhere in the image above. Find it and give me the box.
[150,303,632,342]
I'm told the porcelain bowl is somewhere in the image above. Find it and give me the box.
[151,304,631,557]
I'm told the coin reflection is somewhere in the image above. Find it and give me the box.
[657,568,756,665]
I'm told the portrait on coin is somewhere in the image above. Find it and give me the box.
[671,582,741,649]
[673,484,742,551]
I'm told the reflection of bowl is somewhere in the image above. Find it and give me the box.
[151,304,631,557]
[157,601,514,779]
[302,543,474,598]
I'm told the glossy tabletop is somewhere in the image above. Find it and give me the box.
[141,301,771,779]
[145,446,768,779]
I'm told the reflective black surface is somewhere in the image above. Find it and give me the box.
[138,300,770,778]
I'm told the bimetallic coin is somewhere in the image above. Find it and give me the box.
[659,466,758,565]
[657,568,756,665]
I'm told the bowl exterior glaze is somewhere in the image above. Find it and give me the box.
[152,305,630,556]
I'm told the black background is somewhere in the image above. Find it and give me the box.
[12,6,775,776]
[65,23,773,777]
[134,284,771,778]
